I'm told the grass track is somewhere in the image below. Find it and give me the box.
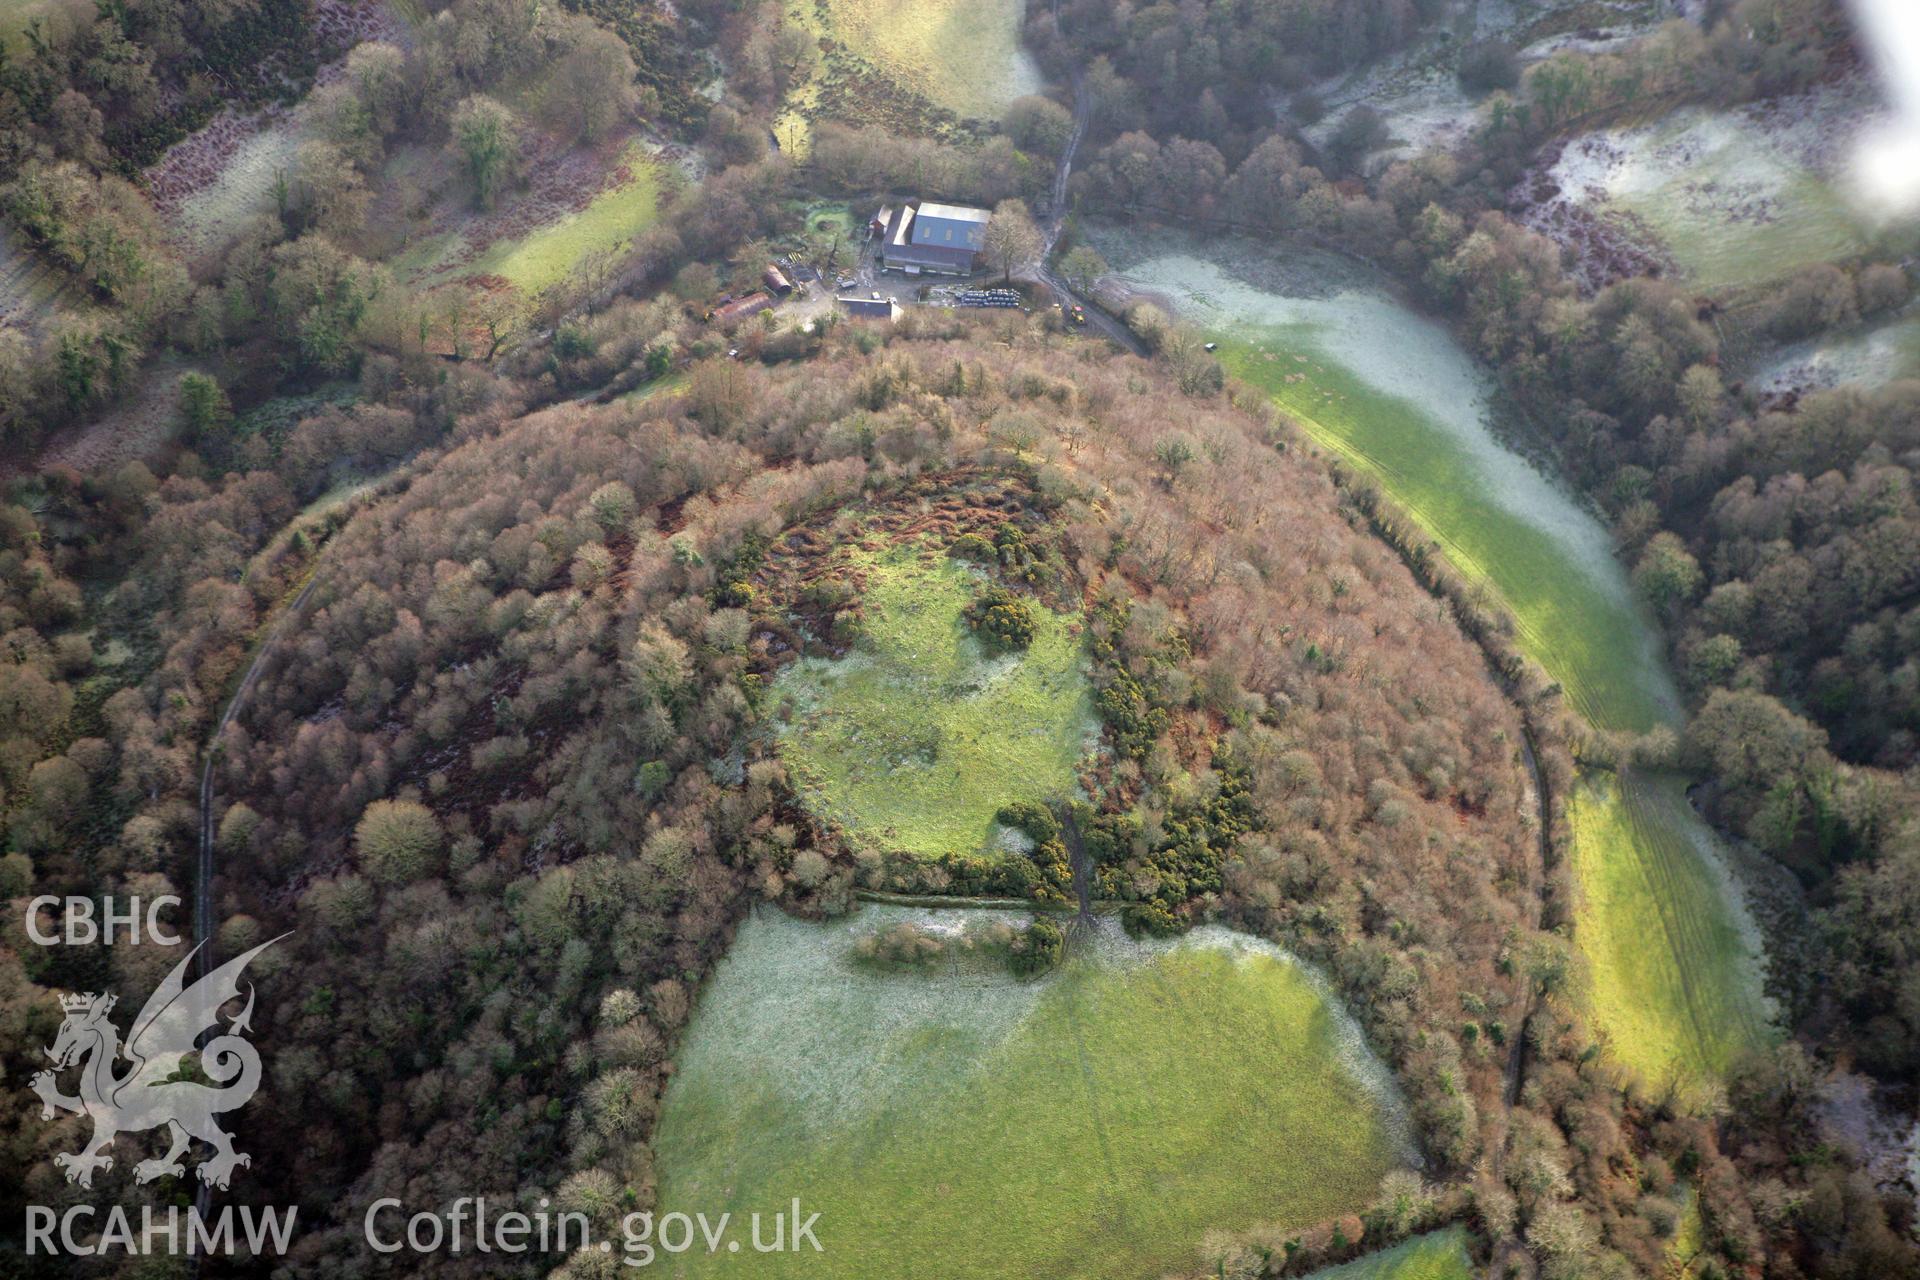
[1305,1227,1474,1280]
[650,907,1409,1280]
[772,541,1096,856]
[1104,243,1774,1091]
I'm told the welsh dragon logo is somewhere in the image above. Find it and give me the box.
[29,937,284,1189]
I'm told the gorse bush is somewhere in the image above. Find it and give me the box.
[851,915,1065,978]
[1010,917,1065,977]
[965,585,1036,651]
[995,800,1059,843]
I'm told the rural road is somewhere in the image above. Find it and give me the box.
[1038,0,1150,358]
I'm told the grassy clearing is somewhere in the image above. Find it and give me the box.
[164,117,306,265]
[772,541,1096,856]
[651,906,1410,1280]
[1669,1184,1706,1275]
[397,143,663,294]
[774,0,1042,154]
[468,147,661,293]
[1305,1227,1474,1280]
[773,71,822,161]
[1570,774,1774,1089]
[1550,94,1878,290]
[231,384,357,446]
[1102,239,1774,1092]
[820,0,1041,121]
[1753,307,1920,392]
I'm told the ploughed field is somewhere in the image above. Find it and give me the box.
[1098,232,1775,1092]
[771,541,1097,858]
[648,906,1414,1279]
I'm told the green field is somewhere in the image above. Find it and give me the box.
[399,143,662,294]
[650,906,1412,1280]
[772,542,1096,856]
[1103,240,1774,1092]
[1306,1227,1474,1280]
[1570,774,1773,1087]
[1213,322,1669,736]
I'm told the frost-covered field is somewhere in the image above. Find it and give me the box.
[1095,229,1677,730]
[649,904,1414,1279]
[1749,306,1920,393]
[1296,0,1663,165]
[1518,76,1891,290]
[148,112,305,268]
[1095,229,1775,1094]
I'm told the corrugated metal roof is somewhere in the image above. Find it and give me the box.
[713,292,773,323]
[910,201,988,251]
[889,205,916,248]
[838,296,899,319]
[916,201,989,224]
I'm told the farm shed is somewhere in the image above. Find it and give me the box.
[879,201,989,275]
[763,264,793,295]
[712,292,774,327]
[838,296,902,321]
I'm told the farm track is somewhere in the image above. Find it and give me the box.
[1061,806,1095,924]
[185,566,321,1253]
[195,569,326,980]
[183,460,422,1243]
